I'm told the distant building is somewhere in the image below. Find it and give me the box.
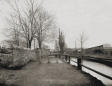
[103,47,112,56]
[64,48,76,55]
[85,45,112,56]
[85,45,104,55]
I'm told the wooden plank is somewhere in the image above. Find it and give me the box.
[82,65,112,80]
[70,58,112,80]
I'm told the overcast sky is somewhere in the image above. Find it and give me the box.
[0,0,112,48]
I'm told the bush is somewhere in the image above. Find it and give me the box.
[0,48,38,69]
[0,54,13,68]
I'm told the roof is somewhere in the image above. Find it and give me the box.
[103,47,112,50]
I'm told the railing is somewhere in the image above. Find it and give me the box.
[52,54,112,80]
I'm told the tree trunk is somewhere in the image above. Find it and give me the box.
[38,40,42,49]
[29,40,32,49]
[27,41,29,48]
[37,39,42,63]
[39,48,42,63]
[26,40,32,48]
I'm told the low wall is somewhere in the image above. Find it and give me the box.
[0,48,39,69]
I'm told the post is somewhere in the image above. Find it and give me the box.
[48,55,50,63]
[77,57,82,70]
[55,54,58,63]
[34,38,36,49]
[65,55,67,62]
[11,45,14,63]
[68,56,70,64]
[39,48,42,64]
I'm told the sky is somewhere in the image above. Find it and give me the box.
[0,0,112,48]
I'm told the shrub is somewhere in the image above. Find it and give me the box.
[0,48,38,69]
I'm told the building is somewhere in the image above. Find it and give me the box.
[103,47,112,56]
[85,45,104,55]
[85,45,112,56]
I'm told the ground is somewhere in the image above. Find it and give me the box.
[0,57,104,86]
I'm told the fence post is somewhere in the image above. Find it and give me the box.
[77,57,82,70]
[48,55,50,63]
[68,56,70,64]
[65,55,67,62]
[55,54,58,63]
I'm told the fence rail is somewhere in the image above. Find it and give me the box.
[70,59,112,80]
[82,64,112,80]
[52,54,112,81]
[69,56,112,80]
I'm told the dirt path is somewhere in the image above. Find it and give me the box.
[1,57,104,86]
[11,58,91,86]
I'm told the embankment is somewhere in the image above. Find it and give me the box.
[84,56,112,67]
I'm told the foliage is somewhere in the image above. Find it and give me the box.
[0,48,38,69]
[58,29,66,54]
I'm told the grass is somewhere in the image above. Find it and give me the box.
[0,56,106,86]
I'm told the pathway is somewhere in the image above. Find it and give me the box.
[4,57,104,86]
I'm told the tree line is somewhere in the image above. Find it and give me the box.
[5,0,57,49]
[3,0,87,56]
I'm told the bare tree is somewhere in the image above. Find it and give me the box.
[33,7,57,63]
[7,14,22,47]
[6,0,42,48]
[34,8,56,49]
[58,29,66,55]
[6,0,57,50]
[79,32,87,57]
[5,0,57,64]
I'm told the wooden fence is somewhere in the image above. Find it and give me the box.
[52,54,112,80]
[65,55,112,80]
